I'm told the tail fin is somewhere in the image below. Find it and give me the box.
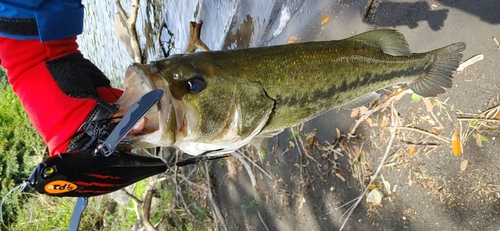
[409,42,466,97]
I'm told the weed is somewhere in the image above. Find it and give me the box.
[260,150,267,160]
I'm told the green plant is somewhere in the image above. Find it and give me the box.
[0,70,45,229]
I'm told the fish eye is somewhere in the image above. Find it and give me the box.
[42,166,56,178]
[187,77,206,94]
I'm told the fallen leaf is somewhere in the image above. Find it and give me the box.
[359,106,368,116]
[366,117,373,126]
[430,127,438,134]
[495,114,500,120]
[475,133,483,148]
[289,141,295,148]
[380,115,388,128]
[366,188,383,206]
[460,159,468,171]
[335,128,340,140]
[423,97,433,113]
[350,108,360,118]
[287,35,297,44]
[408,145,417,157]
[451,128,461,156]
[320,15,330,25]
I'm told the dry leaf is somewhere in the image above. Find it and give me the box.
[475,133,483,148]
[380,115,388,127]
[366,117,373,126]
[335,128,340,140]
[460,159,468,171]
[366,188,383,206]
[430,127,438,134]
[423,98,433,112]
[451,128,461,156]
[408,145,417,157]
[350,108,360,118]
[289,141,295,148]
[320,15,330,25]
[306,129,317,148]
[287,35,297,44]
[495,114,500,120]
[359,106,368,116]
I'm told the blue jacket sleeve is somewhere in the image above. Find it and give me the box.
[0,0,84,41]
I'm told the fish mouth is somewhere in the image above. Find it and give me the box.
[116,63,177,148]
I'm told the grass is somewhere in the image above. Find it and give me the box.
[11,182,147,230]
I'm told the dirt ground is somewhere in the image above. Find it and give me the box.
[200,1,500,230]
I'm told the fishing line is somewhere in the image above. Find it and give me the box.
[0,181,30,230]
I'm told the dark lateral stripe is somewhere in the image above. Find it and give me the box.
[0,17,38,36]
[276,66,424,107]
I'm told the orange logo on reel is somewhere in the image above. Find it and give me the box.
[44,180,77,194]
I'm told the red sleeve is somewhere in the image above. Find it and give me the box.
[0,37,122,155]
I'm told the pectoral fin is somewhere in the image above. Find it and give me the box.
[260,108,313,135]
[342,92,380,110]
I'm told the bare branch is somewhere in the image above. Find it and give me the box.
[204,162,228,231]
[142,190,157,231]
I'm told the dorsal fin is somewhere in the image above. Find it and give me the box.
[348,29,412,56]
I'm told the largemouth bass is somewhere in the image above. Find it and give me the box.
[117,29,465,156]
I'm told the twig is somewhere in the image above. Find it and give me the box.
[126,185,141,223]
[337,195,363,209]
[348,89,411,138]
[185,21,210,53]
[115,0,142,63]
[231,151,257,188]
[290,126,306,191]
[297,129,322,166]
[258,211,270,231]
[236,150,273,179]
[204,162,228,231]
[457,54,484,71]
[173,157,196,218]
[290,127,321,166]
[123,188,143,204]
[396,126,451,144]
[177,173,208,190]
[457,118,500,123]
[340,103,399,230]
[142,190,157,231]
[493,37,500,49]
